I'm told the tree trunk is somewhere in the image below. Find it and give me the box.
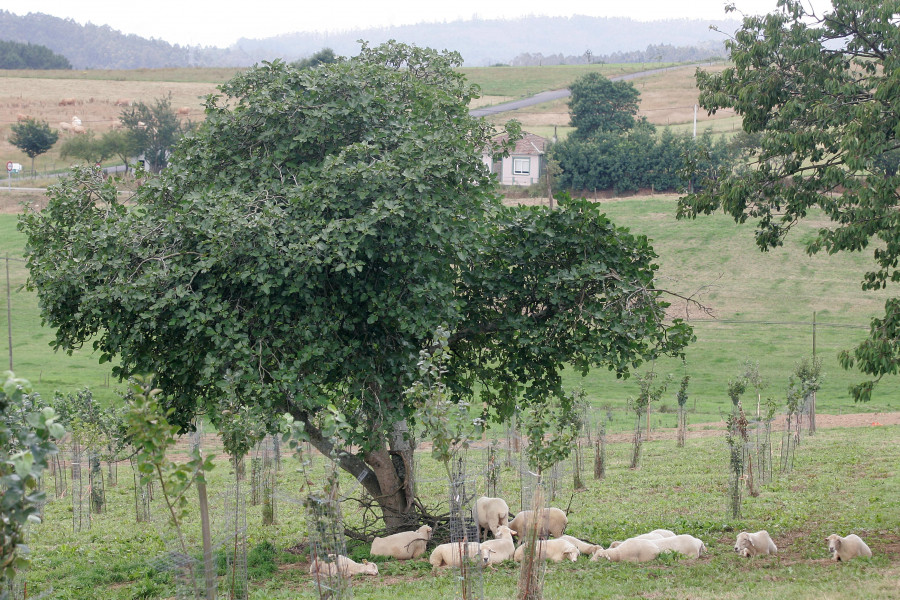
[296,411,416,533]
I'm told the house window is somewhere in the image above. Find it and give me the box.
[512,157,530,175]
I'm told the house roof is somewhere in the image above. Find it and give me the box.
[488,131,548,156]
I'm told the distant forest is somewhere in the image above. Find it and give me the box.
[0,39,71,69]
[509,42,725,66]
[0,10,738,70]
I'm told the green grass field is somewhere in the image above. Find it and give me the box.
[20,424,900,599]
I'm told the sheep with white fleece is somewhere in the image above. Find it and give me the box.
[651,534,706,559]
[591,538,661,563]
[508,508,568,539]
[826,534,872,562]
[558,534,602,555]
[370,525,433,560]
[429,541,481,570]
[309,554,378,576]
[734,531,777,557]
[473,496,510,539]
[479,525,517,565]
[514,538,579,563]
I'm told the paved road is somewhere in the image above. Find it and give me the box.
[469,62,715,118]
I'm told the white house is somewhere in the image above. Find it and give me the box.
[482,131,548,186]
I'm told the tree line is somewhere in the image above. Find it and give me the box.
[0,39,71,69]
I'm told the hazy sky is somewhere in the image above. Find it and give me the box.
[17,0,827,48]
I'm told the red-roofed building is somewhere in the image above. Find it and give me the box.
[482,131,548,186]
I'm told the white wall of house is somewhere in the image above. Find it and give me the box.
[500,154,541,186]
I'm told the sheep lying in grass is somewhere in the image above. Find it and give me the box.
[474,496,510,539]
[826,534,872,562]
[734,531,777,557]
[591,538,661,563]
[370,525,433,560]
[558,534,602,555]
[651,534,706,559]
[480,525,517,565]
[514,538,579,563]
[429,541,482,570]
[609,530,669,548]
[508,508,568,539]
[309,554,379,576]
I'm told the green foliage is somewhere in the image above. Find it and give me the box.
[0,39,70,69]
[553,125,730,194]
[1,371,65,590]
[676,374,690,408]
[19,42,690,521]
[123,376,215,533]
[60,131,113,166]
[567,72,642,138]
[292,47,339,69]
[679,0,900,402]
[727,377,747,408]
[8,118,59,176]
[246,541,278,579]
[119,93,190,173]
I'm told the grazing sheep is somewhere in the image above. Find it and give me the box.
[514,538,579,563]
[479,525,517,565]
[734,530,777,557]
[71,116,82,126]
[58,97,76,106]
[429,541,481,570]
[72,125,86,134]
[591,538,661,563]
[309,554,378,576]
[558,534,602,555]
[508,508,568,539]
[114,98,132,106]
[176,106,191,116]
[651,534,706,559]
[370,525,432,560]
[474,496,510,539]
[16,113,29,122]
[826,534,872,562]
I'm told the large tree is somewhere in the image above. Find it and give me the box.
[679,0,900,401]
[567,72,643,140]
[9,118,59,177]
[21,42,691,531]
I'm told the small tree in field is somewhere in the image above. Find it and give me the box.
[675,366,690,448]
[60,131,113,166]
[628,371,670,469]
[9,118,58,177]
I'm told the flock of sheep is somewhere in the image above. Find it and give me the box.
[309,495,873,578]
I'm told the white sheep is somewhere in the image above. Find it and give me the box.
[513,538,579,563]
[651,534,706,559]
[649,529,677,538]
[508,508,568,539]
[558,534,602,555]
[429,541,482,570]
[591,538,661,563]
[609,532,665,548]
[474,496,510,539]
[309,554,378,576]
[370,525,432,560]
[479,525,517,565]
[734,530,777,557]
[826,534,872,562]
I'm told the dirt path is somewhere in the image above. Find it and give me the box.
[606,410,900,443]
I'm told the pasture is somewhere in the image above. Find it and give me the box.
[0,61,727,175]
[18,422,900,598]
[3,62,899,599]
